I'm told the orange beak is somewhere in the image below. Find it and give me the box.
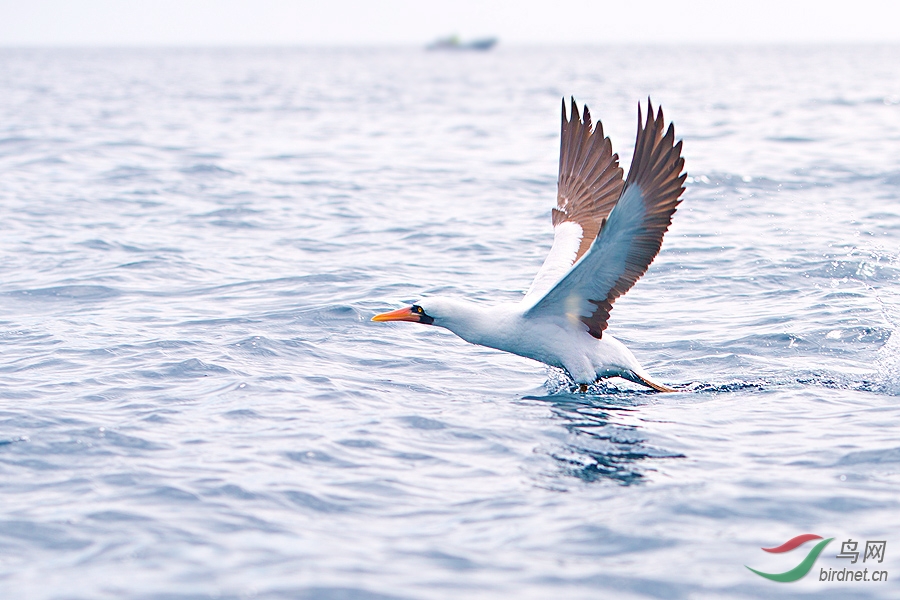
[372,306,420,323]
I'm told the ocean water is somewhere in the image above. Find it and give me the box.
[1,45,900,599]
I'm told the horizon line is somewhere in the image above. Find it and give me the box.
[2,41,900,49]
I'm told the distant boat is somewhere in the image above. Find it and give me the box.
[426,36,498,51]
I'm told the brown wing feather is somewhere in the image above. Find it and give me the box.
[554,98,625,262]
[581,99,687,339]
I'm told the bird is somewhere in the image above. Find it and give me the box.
[373,98,686,392]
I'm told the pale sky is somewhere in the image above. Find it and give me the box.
[1,0,899,46]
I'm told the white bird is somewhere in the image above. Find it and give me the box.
[373,98,685,392]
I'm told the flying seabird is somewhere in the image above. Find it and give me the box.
[373,98,686,392]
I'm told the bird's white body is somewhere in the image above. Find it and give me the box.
[373,99,685,391]
[416,296,653,386]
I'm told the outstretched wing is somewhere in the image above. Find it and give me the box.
[524,99,686,338]
[523,98,625,301]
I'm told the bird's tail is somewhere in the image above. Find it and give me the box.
[624,370,678,393]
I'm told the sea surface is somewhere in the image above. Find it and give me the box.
[1,46,900,599]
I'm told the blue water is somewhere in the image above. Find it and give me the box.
[1,46,900,599]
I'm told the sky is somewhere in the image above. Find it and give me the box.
[1,0,900,46]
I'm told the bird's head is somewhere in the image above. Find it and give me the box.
[372,297,501,348]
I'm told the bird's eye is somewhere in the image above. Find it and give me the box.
[414,305,423,313]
